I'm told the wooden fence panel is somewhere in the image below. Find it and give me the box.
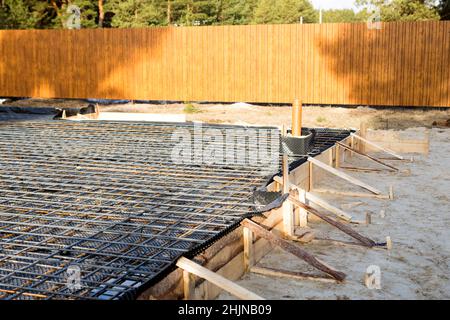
[0,21,448,107]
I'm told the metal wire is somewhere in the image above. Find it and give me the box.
[0,120,351,300]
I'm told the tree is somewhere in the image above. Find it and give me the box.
[357,0,440,22]
[98,0,104,27]
[219,0,258,25]
[169,0,220,26]
[253,0,317,24]
[0,0,46,29]
[437,0,450,20]
[106,0,163,28]
[322,9,367,23]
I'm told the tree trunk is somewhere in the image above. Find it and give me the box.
[51,0,61,17]
[167,0,172,24]
[98,0,104,27]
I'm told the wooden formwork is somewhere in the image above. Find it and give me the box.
[138,135,356,300]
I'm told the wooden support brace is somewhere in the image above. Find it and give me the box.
[273,175,353,222]
[340,166,386,173]
[351,133,404,160]
[307,157,383,195]
[312,238,387,251]
[250,266,338,284]
[289,196,377,248]
[313,188,391,200]
[176,257,264,300]
[241,219,346,281]
[336,142,399,172]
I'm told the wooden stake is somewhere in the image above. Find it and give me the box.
[366,212,372,225]
[350,135,355,158]
[298,189,308,227]
[282,154,294,236]
[386,236,393,250]
[183,270,196,300]
[329,148,334,166]
[389,186,394,200]
[243,227,254,272]
[176,257,264,300]
[359,123,367,153]
[292,99,302,137]
[309,161,314,191]
[241,219,346,281]
[336,144,340,168]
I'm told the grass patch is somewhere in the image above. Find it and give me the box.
[316,116,327,123]
[183,103,202,114]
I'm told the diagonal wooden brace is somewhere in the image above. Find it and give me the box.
[241,219,346,282]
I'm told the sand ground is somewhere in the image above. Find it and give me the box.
[4,98,450,130]
[218,128,450,300]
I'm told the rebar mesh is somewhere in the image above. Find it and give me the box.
[0,120,351,300]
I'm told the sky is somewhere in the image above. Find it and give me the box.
[310,0,358,10]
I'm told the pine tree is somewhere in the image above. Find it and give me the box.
[253,0,317,24]
[0,0,44,29]
[219,0,257,25]
[171,0,219,26]
[106,0,163,28]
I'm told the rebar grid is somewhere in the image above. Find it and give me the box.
[0,121,281,300]
[0,120,351,300]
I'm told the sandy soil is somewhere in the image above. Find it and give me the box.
[218,128,450,300]
[3,98,450,130]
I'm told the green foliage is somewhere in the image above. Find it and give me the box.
[106,0,163,28]
[322,9,368,23]
[316,116,326,123]
[183,103,202,114]
[437,0,450,20]
[0,0,45,29]
[357,0,440,22]
[219,0,258,25]
[253,0,317,24]
[0,0,447,30]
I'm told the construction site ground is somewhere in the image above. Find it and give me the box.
[1,98,449,300]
